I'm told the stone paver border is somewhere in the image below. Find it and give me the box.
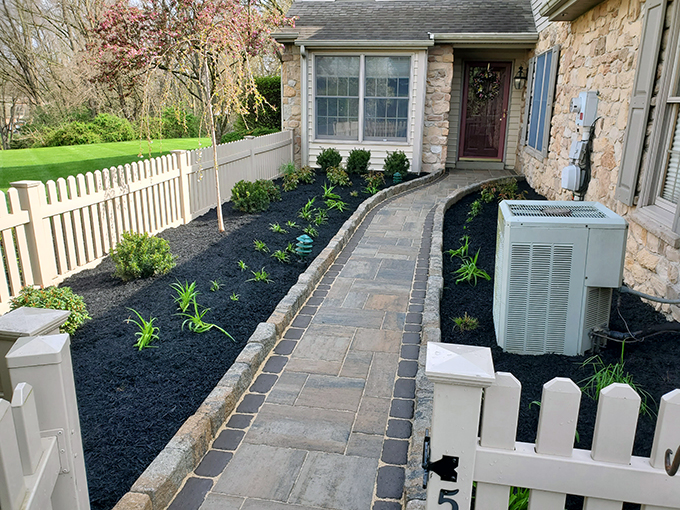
[112,169,445,510]
[404,175,523,509]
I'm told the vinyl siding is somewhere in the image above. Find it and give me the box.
[532,0,551,33]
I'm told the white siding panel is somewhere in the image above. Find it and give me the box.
[532,0,551,33]
[505,68,526,169]
[447,59,464,167]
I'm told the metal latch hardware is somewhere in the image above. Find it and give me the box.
[421,429,459,489]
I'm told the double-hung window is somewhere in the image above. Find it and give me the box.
[315,55,411,142]
[523,46,560,158]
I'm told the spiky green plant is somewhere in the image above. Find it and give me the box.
[446,236,470,260]
[286,220,299,229]
[452,312,478,331]
[254,239,269,253]
[271,249,290,263]
[126,308,160,350]
[210,280,221,292]
[247,267,273,283]
[170,280,199,312]
[238,260,248,271]
[178,302,234,339]
[454,250,490,286]
[313,209,329,225]
[322,182,341,200]
[230,292,240,301]
[326,199,348,212]
[269,222,288,234]
[303,225,318,238]
[298,197,317,221]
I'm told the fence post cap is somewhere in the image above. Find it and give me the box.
[9,180,42,189]
[0,307,70,341]
[6,334,69,369]
[9,382,32,407]
[426,342,495,387]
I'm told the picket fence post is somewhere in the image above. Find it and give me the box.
[10,181,58,287]
[425,342,496,510]
[6,334,90,510]
[171,150,192,224]
[0,307,70,401]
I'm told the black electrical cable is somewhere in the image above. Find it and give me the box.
[575,121,598,198]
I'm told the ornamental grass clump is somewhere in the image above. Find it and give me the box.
[111,231,176,281]
[10,285,91,335]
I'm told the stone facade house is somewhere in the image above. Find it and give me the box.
[277,0,680,317]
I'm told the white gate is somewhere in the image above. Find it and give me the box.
[424,342,680,510]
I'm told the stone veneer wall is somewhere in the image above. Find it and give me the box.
[515,0,680,318]
[422,45,454,173]
[281,44,302,167]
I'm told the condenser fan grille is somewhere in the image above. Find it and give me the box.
[509,203,607,218]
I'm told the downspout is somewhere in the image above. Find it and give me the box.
[300,44,308,167]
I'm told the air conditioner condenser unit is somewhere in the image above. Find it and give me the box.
[493,201,628,356]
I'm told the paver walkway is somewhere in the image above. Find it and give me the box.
[167,169,513,510]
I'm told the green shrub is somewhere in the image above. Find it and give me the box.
[10,286,90,335]
[255,179,281,202]
[231,180,271,213]
[221,131,245,143]
[346,149,371,175]
[364,171,385,189]
[280,161,296,175]
[161,107,200,138]
[110,232,176,281]
[283,172,299,192]
[91,113,136,142]
[237,75,281,131]
[316,148,342,172]
[383,150,410,177]
[326,166,352,186]
[46,122,103,147]
[296,166,316,184]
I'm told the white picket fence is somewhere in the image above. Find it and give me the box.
[425,342,680,510]
[0,131,293,312]
[0,334,89,510]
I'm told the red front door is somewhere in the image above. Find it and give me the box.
[459,61,512,160]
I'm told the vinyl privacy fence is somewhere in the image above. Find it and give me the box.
[424,342,680,510]
[0,131,293,313]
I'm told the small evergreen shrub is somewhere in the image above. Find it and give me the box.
[10,286,91,335]
[326,166,352,187]
[316,148,342,172]
[383,150,410,177]
[231,180,271,213]
[111,232,176,281]
[346,149,371,175]
[255,179,281,202]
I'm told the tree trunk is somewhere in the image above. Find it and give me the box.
[204,59,224,232]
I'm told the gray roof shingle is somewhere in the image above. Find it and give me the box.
[279,0,536,42]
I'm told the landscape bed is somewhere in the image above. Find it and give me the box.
[440,182,680,509]
[63,170,416,510]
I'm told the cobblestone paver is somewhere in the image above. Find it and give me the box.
[166,169,512,510]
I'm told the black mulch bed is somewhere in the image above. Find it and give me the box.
[63,171,417,510]
[441,181,680,509]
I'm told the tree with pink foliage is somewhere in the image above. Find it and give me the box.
[90,0,293,231]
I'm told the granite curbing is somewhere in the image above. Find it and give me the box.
[112,169,444,510]
[405,175,525,506]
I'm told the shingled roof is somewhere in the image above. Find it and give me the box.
[277,0,537,43]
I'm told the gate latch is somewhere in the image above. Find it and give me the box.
[422,429,459,489]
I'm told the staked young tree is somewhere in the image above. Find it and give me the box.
[89,0,293,231]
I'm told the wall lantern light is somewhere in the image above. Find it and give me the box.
[514,66,527,90]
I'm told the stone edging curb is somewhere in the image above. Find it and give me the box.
[112,168,445,510]
[404,175,525,509]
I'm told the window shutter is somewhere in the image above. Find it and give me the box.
[520,57,535,146]
[540,46,560,157]
[615,0,668,205]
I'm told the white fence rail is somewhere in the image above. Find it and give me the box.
[0,131,293,312]
[424,342,680,510]
[0,334,89,510]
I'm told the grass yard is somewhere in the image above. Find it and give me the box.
[0,138,211,192]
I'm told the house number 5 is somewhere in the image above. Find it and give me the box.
[438,488,459,509]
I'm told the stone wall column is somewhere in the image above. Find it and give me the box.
[281,44,302,167]
[422,45,453,173]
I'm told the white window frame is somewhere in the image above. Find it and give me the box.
[312,52,414,145]
[638,0,680,233]
[522,45,560,160]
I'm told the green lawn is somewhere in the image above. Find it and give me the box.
[0,138,211,192]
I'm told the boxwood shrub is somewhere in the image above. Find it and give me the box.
[110,232,176,281]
